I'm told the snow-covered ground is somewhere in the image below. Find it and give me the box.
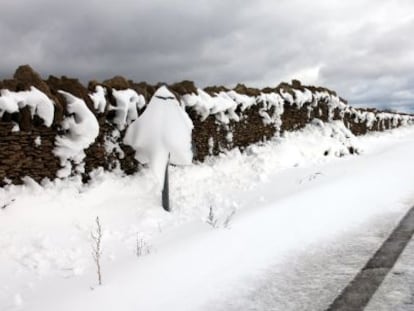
[1,122,414,311]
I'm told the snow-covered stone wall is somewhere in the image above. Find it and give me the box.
[0,65,413,186]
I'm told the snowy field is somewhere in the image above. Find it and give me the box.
[1,122,414,310]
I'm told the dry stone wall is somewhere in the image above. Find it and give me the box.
[1,65,413,186]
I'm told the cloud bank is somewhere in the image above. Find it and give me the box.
[0,0,413,112]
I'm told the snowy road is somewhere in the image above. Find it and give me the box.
[367,235,414,310]
[327,205,414,310]
[210,206,414,311]
[1,123,414,310]
[209,130,414,311]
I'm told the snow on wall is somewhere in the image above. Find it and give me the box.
[227,90,256,111]
[111,89,146,130]
[182,87,350,130]
[89,85,107,113]
[182,89,239,123]
[185,87,414,160]
[293,88,313,108]
[0,74,413,186]
[53,91,99,178]
[0,92,18,116]
[0,87,55,126]
[257,92,284,128]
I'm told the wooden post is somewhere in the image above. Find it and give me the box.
[162,154,170,212]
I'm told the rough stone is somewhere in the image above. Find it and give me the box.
[234,83,261,97]
[103,76,130,90]
[169,80,198,96]
[204,85,230,95]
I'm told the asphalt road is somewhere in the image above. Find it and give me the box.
[327,205,414,310]
[209,205,414,311]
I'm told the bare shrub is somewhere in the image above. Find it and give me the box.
[206,206,219,228]
[91,216,103,286]
[136,234,151,258]
[223,209,236,228]
[206,206,237,229]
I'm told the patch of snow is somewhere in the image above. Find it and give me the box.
[104,130,125,159]
[0,87,55,127]
[34,136,41,147]
[11,124,20,132]
[89,85,107,113]
[400,115,414,126]
[226,90,256,111]
[226,132,233,143]
[257,92,284,129]
[280,89,294,103]
[182,89,239,123]
[293,88,313,108]
[208,137,215,155]
[327,95,348,121]
[53,91,99,178]
[124,86,193,185]
[111,89,146,130]
[365,112,376,128]
[392,115,399,127]
[0,92,19,116]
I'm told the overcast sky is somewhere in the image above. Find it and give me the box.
[0,0,413,112]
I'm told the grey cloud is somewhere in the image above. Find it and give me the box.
[0,0,413,112]
[318,14,414,112]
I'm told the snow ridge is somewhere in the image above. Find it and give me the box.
[111,89,146,130]
[0,87,55,126]
[53,91,99,178]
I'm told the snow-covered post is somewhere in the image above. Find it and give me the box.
[162,154,170,211]
[124,86,193,211]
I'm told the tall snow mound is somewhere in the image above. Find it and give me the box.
[111,89,146,130]
[0,87,55,126]
[89,85,107,113]
[124,86,193,184]
[54,91,99,178]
